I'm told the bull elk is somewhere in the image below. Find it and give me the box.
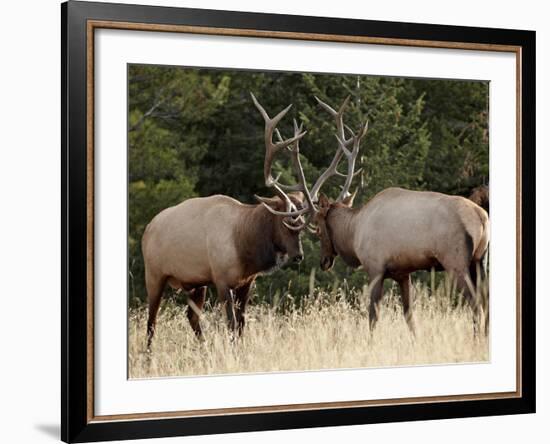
[270,96,490,335]
[142,94,316,347]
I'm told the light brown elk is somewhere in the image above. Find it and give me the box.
[142,94,311,348]
[271,96,490,335]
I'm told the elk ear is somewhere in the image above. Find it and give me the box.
[255,195,280,208]
[318,193,331,210]
[341,189,357,207]
[288,191,305,203]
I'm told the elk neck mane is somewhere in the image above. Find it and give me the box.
[233,203,279,276]
[326,203,361,268]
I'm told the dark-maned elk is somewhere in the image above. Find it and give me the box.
[468,184,489,214]
[270,96,490,335]
[142,94,311,348]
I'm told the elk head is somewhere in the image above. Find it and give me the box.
[314,190,358,270]
[257,192,306,265]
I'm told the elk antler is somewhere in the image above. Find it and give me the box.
[335,119,368,201]
[312,96,366,203]
[251,93,311,230]
[251,93,369,231]
[309,96,356,201]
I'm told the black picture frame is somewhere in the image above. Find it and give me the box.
[62,1,536,442]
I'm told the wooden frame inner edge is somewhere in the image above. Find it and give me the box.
[85,19,523,423]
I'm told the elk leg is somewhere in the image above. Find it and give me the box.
[397,274,416,336]
[187,286,207,338]
[455,269,481,336]
[235,281,253,336]
[146,273,166,350]
[474,252,490,336]
[226,289,237,333]
[216,285,237,333]
[368,274,384,331]
[480,251,489,336]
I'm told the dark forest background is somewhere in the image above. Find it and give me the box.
[128,64,489,307]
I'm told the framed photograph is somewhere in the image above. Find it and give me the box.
[62,1,535,442]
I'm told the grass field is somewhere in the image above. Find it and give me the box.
[128,278,489,379]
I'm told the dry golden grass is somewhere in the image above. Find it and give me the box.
[128,283,488,379]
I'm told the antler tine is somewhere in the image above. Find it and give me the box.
[283,217,308,231]
[334,167,363,178]
[254,195,308,217]
[315,95,351,140]
[359,120,369,139]
[293,118,302,134]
